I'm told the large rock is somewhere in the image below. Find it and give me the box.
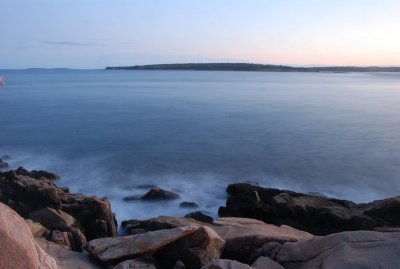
[277,230,400,269]
[156,226,225,269]
[219,183,400,235]
[37,238,104,269]
[213,217,312,263]
[200,259,253,269]
[252,257,284,269]
[30,207,77,230]
[86,226,197,263]
[134,216,207,231]
[0,170,117,240]
[0,202,60,269]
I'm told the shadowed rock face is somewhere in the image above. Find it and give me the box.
[0,170,117,244]
[156,226,225,269]
[219,183,400,235]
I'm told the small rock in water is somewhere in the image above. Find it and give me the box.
[0,159,9,170]
[184,211,213,224]
[180,201,199,208]
[123,195,141,201]
[1,154,11,160]
[140,187,180,200]
[134,184,158,189]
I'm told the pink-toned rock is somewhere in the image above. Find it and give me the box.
[25,219,50,238]
[277,230,400,269]
[37,238,104,269]
[213,217,312,263]
[86,226,198,262]
[156,226,225,269]
[0,202,60,269]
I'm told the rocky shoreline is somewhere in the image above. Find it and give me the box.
[1,158,400,269]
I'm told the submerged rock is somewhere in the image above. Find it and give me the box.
[0,159,9,170]
[184,211,213,224]
[0,154,11,161]
[140,187,180,200]
[219,183,400,235]
[180,201,199,208]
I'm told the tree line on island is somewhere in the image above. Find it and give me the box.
[105,63,400,72]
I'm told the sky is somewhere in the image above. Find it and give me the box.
[1,0,400,68]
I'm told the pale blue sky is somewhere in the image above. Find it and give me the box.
[1,0,400,68]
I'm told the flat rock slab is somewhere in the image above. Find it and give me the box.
[86,226,198,262]
[213,217,312,263]
[214,217,313,243]
[277,230,400,269]
[37,238,104,269]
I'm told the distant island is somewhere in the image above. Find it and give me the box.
[105,63,400,72]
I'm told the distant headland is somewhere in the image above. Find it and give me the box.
[105,63,400,72]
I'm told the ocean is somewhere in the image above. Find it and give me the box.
[1,69,400,221]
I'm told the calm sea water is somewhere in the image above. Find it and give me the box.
[1,69,400,221]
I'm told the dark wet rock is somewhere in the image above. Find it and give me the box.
[121,219,142,234]
[0,159,9,170]
[173,260,186,269]
[123,195,141,201]
[219,183,400,235]
[133,216,206,232]
[180,201,199,208]
[31,170,60,180]
[12,166,59,180]
[184,211,213,224]
[156,226,225,269]
[140,187,180,200]
[135,184,158,189]
[0,170,117,241]
[248,242,282,264]
[0,154,11,161]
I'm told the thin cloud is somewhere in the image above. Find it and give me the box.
[43,40,98,46]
